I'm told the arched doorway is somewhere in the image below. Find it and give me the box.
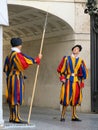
[3,4,74,109]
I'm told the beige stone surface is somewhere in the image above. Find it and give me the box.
[75,3,90,33]
[3,0,91,112]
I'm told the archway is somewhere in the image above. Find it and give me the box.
[3,4,74,109]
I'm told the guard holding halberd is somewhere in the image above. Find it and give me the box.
[3,37,42,123]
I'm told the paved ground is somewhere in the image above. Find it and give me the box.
[1,104,98,130]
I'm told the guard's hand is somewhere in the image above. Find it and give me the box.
[59,75,66,83]
[61,79,66,83]
[35,54,42,64]
[80,82,84,88]
[38,54,42,59]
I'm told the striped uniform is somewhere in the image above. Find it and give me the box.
[4,51,35,106]
[57,56,88,106]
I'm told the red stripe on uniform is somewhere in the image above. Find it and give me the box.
[57,57,65,73]
[74,82,80,105]
[17,53,29,69]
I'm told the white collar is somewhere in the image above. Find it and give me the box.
[71,53,79,59]
[11,47,21,53]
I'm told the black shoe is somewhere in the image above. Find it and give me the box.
[9,119,14,123]
[71,117,81,121]
[9,117,15,123]
[60,118,65,122]
[18,117,28,124]
[13,117,27,124]
[13,120,27,124]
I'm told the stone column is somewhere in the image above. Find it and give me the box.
[0,26,4,127]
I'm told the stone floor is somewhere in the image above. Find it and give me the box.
[1,104,98,130]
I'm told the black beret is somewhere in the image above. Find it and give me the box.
[11,38,22,47]
[72,45,82,52]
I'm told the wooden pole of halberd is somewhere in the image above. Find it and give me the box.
[27,11,48,124]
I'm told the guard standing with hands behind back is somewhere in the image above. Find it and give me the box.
[57,45,88,122]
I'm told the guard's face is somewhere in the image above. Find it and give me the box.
[72,47,80,55]
[18,45,22,51]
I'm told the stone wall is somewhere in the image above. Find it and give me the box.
[3,0,90,112]
[3,32,90,112]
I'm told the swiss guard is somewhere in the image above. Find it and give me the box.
[3,38,42,123]
[57,45,88,122]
